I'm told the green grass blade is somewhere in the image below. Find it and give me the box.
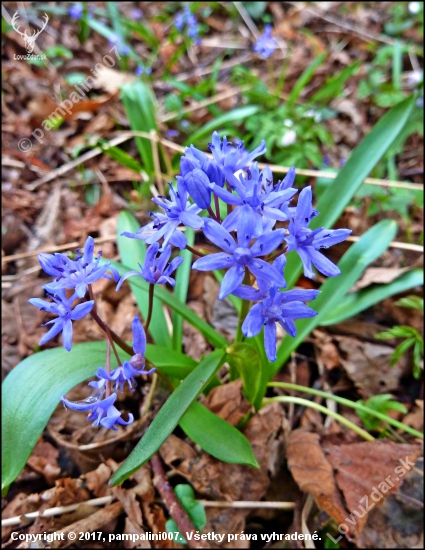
[110,349,227,485]
[172,228,195,351]
[186,105,260,144]
[286,53,326,108]
[116,211,172,348]
[274,220,398,373]
[321,268,424,326]
[179,401,259,467]
[284,95,416,289]
[121,81,158,174]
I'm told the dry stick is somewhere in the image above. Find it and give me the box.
[150,129,165,195]
[233,1,260,39]
[151,454,210,549]
[1,498,295,528]
[2,231,423,267]
[28,129,423,191]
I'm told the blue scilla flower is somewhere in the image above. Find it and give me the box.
[192,206,286,299]
[108,33,130,55]
[61,391,134,430]
[242,286,318,361]
[285,186,352,279]
[253,25,278,59]
[175,7,200,40]
[39,236,118,298]
[69,3,83,20]
[210,163,297,235]
[116,243,183,290]
[93,316,155,392]
[29,289,94,351]
[121,179,203,250]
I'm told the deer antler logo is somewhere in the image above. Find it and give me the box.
[11,11,49,54]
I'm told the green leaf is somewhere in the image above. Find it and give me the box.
[357,394,407,430]
[179,401,259,467]
[110,349,226,485]
[166,484,206,545]
[390,338,416,366]
[226,343,262,409]
[395,295,424,312]
[310,61,361,104]
[286,53,326,108]
[321,269,423,325]
[284,95,416,289]
[186,106,260,144]
[172,228,195,351]
[145,344,197,378]
[121,81,158,174]
[2,342,129,492]
[274,220,398,373]
[117,211,172,349]
[98,141,145,174]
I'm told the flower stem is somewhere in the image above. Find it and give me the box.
[234,270,251,344]
[87,285,133,356]
[185,244,207,257]
[267,382,424,439]
[144,283,155,332]
[105,340,111,398]
[264,396,374,441]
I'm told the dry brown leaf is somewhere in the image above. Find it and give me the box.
[123,518,151,549]
[335,336,407,397]
[351,267,411,292]
[202,380,252,426]
[286,430,351,534]
[84,463,112,497]
[26,438,61,486]
[323,441,422,534]
[403,400,424,432]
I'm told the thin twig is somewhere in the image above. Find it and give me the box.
[151,454,210,548]
[1,497,295,527]
[150,129,165,195]
[233,1,260,39]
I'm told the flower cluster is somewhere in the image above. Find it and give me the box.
[61,316,154,430]
[174,7,201,44]
[30,237,118,351]
[253,25,278,59]
[122,131,351,361]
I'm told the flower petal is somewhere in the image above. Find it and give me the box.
[203,219,236,253]
[219,264,245,299]
[132,315,146,355]
[70,300,94,320]
[193,252,234,271]
[264,321,277,361]
[309,248,341,277]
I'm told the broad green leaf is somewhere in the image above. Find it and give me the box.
[173,228,195,351]
[286,53,326,108]
[321,269,423,325]
[110,349,227,485]
[145,344,197,378]
[179,401,259,467]
[109,260,228,349]
[117,211,172,349]
[284,95,416,289]
[226,343,262,409]
[186,106,260,144]
[274,219,398,373]
[1,342,128,492]
[121,81,158,173]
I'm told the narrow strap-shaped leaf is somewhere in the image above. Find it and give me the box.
[321,269,424,326]
[179,401,259,467]
[110,349,227,485]
[274,219,398,373]
[2,342,129,492]
[117,211,172,349]
[284,95,416,289]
